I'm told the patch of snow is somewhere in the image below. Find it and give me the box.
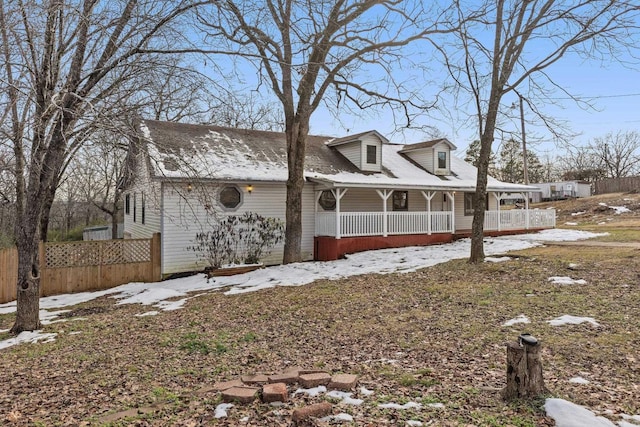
[620,414,640,426]
[214,403,233,419]
[68,331,82,335]
[360,386,374,396]
[320,413,354,423]
[379,401,422,410]
[428,402,445,409]
[0,331,58,350]
[569,376,590,384]
[611,206,630,214]
[294,386,326,397]
[406,421,423,426]
[548,315,600,327]
[571,211,586,216]
[565,222,578,226]
[544,398,616,427]
[568,263,580,269]
[240,416,249,422]
[502,314,530,327]
[599,202,608,206]
[485,256,512,263]
[326,390,364,405]
[135,311,160,317]
[548,276,587,285]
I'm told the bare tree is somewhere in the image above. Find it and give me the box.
[438,0,640,262]
[0,0,207,333]
[591,130,640,178]
[558,142,606,182]
[185,0,454,263]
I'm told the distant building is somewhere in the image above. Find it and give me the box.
[530,181,592,203]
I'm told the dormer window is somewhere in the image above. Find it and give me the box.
[438,152,447,169]
[366,145,377,164]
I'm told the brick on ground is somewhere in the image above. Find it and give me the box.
[213,379,244,392]
[292,402,332,422]
[268,372,299,385]
[298,372,332,388]
[241,374,269,385]
[262,382,288,403]
[221,386,259,404]
[328,374,358,391]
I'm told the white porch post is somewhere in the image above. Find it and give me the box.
[314,191,322,236]
[376,189,393,237]
[446,192,455,232]
[523,191,530,229]
[332,188,347,239]
[493,192,503,231]
[421,191,435,235]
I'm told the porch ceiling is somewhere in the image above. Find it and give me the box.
[307,176,540,193]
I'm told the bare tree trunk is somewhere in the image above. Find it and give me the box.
[283,119,308,264]
[111,203,120,239]
[10,206,42,333]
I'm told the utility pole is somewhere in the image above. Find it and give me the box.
[518,94,529,185]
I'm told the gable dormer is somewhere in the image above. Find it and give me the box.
[327,130,388,172]
[398,138,457,176]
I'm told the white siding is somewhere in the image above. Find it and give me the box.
[405,150,435,173]
[454,192,499,231]
[335,141,362,169]
[161,182,315,275]
[404,141,451,175]
[123,150,162,239]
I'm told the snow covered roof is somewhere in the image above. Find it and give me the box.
[326,130,389,147]
[398,138,457,152]
[136,120,538,193]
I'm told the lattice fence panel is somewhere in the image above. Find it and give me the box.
[103,240,150,265]
[45,239,150,268]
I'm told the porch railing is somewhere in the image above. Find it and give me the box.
[316,211,453,238]
[484,209,556,231]
[316,209,555,238]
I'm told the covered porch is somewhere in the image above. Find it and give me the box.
[312,187,555,261]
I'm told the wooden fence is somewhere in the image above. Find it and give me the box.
[594,176,640,195]
[0,233,161,304]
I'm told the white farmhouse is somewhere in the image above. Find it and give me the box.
[122,120,554,276]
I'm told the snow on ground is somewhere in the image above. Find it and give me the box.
[0,229,607,344]
[544,398,618,427]
[294,386,326,397]
[502,314,530,327]
[547,315,600,327]
[569,376,590,384]
[379,401,422,410]
[0,330,58,350]
[548,276,587,285]
[320,413,354,423]
[214,403,233,419]
[326,390,364,405]
[485,256,512,263]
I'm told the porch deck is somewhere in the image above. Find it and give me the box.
[313,209,556,260]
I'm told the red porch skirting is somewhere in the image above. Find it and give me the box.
[314,234,454,261]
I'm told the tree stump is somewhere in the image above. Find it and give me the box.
[502,337,547,400]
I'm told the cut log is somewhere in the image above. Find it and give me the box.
[502,340,547,400]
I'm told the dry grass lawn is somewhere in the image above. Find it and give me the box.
[1,193,639,426]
